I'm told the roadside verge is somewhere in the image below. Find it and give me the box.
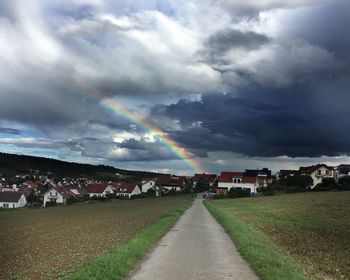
[204,200,310,280]
[63,200,193,280]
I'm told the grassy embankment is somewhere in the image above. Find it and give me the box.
[0,196,193,280]
[205,192,350,280]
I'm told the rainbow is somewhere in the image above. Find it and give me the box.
[78,85,202,173]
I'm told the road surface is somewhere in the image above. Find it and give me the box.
[128,198,258,280]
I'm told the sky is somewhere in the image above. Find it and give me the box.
[0,0,349,175]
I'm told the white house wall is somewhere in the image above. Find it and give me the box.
[0,195,27,208]
[17,195,27,207]
[43,189,65,206]
[218,181,257,194]
[217,182,232,189]
[142,181,155,193]
[132,186,142,196]
[102,186,114,196]
[310,167,335,189]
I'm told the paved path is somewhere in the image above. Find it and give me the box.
[128,199,258,280]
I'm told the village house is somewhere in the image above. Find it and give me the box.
[299,164,335,189]
[115,182,141,198]
[141,179,156,193]
[86,183,114,198]
[70,187,89,200]
[0,187,15,192]
[155,175,188,193]
[335,164,350,181]
[22,180,40,190]
[276,169,298,181]
[217,169,271,195]
[191,173,217,188]
[43,186,75,206]
[0,192,27,208]
[217,172,244,196]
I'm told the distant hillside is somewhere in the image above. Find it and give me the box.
[0,152,163,179]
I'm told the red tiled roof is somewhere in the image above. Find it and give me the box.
[192,173,217,182]
[55,186,75,199]
[156,176,186,187]
[70,187,88,197]
[116,182,138,194]
[0,192,24,203]
[17,188,33,196]
[86,183,109,194]
[242,176,257,184]
[23,181,40,189]
[300,164,332,174]
[109,182,120,188]
[219,172,244,183]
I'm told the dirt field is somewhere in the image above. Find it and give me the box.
[207,192,350,280]
[0,196,193,280]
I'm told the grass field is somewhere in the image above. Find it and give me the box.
[0,196,193,280]
[205,192,350,280]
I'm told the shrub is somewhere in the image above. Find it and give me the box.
[167,189,177,196]
[194,181,210,193]
[106,193,117,199]
[90,196,108,201]
[338,184,350,191]
[67,196,80,204]
[338,176,350,187]
[229,187,250,198]
[257,185,276,196]
[283,175,313,189]
[212,194,226,200]
[45,201,57,207]
[147,188,156,196]
[322,178,337,189]
[312,183,331,192]
[285,185,306,193]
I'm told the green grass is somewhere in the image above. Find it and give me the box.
[204,192,350,280]
[0,196,193,280]
[64,202,191,280]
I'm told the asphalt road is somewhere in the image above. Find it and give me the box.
[128,198,258,280]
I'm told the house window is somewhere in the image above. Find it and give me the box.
[233,179,237,183]
[325,170,330,176]
[13,204,15,208]
[3,204,9,208]
[238,179,241,183]
[50,192,52,196]
[317,170,321,175]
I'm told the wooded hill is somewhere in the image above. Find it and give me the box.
[0,152,163,179]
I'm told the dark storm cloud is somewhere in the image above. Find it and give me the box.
[199,29,270,65]
[217,0,329,17]
[152,78,350,158]
[206,29,270,53]
[117,138,148,150]
[279,1,350,62]
[80,137,178,162]
[0,127,21,135]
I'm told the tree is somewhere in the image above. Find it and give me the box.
[194,181,210,193]
[228,187,250,198]
[338,176,350,186]
[283,175,313,189]
[322,177,336,188]
[147,188,156,196]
